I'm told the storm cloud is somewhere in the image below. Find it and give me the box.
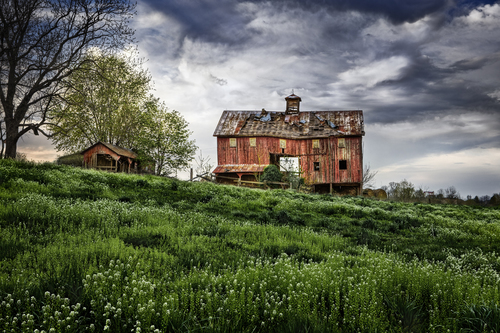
[21,0,500,196]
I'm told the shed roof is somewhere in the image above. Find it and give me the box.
[213,164,266,174]
[213,110,364,139]
[81,141,137,159]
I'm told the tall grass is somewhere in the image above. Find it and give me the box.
[1,160,500,332]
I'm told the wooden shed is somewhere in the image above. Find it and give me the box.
[81,142,138,173]
[213,94,365,194]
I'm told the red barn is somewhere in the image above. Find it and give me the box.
[81,141,138,173]
[213,94,365,194]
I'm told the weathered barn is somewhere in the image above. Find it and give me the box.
[81,142,138,173]
[212,94,365,194]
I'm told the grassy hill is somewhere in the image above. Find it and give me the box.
[1,159,500,332]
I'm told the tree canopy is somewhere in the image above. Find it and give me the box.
[138,97,196,176]
[0,0,136,158]
[49,52,196,176]
[49,52,151,152]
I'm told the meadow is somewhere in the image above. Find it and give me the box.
[1,159,500,332]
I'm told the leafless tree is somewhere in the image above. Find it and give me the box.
[445,186,460,199]
[195,150,213,177]
[0,0,136,158]
[362,164,378,189]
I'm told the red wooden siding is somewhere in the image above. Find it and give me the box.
[216,136,362,185]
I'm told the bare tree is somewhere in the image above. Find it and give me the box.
[195,150,213,177]
[445,186,460,200]
[0,0,136,158]
[362,164,378,189]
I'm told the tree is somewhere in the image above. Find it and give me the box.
[362,164,378,189]
[49,52,151,152]
[445,186,460,199]
[139,97,197,176]
[49,53,196,176]
[386,179,415,202]
[0,0,135,158]
[194,150,213,178]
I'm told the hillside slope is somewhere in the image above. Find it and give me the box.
[1,160,500,332]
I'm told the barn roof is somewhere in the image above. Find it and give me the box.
[213,110,364,139]
[81,141,137,159]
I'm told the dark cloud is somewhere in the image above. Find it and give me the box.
[140,0,256,45]
[450,53,500,71]
[210,74,228,86]
[141,0,453,46]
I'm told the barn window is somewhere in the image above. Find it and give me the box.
[229,138,237,147]
[339,160,347,170]
[249,138,256,147]
[314,162,320,171]
[338,138,345,148]
[280,139,286,149]
[312,139,320,149]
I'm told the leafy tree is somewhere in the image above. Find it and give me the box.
[49,53,196,176]
[49,52,151,152]
[386,179,415,202]
[0,0,135,158]
[139,97,197,176]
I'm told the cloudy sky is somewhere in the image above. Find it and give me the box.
[22,0,500,197]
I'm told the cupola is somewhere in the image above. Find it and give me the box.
[285,92,301,114]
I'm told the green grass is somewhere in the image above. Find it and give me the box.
[0,159,499,332]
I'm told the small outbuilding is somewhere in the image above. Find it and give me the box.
[81,142,137,173]
[212,93,365,195]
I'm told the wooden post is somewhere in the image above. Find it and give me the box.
[190,168,193,181]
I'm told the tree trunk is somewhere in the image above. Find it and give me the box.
[4,120,19,159]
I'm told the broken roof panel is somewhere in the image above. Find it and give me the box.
[213,110,364,138]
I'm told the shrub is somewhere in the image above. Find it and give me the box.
[260,164,283,183]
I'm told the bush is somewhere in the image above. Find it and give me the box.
[260,164,283,183]
[56,153,84,167]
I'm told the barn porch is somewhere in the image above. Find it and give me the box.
[213,164,265,186]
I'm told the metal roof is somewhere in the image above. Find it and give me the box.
[213,164,266,174]
[81,141,137,159]
[213,110,364,139]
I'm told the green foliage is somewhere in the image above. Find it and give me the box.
[260,164,283,183]
[1,160,500,332]
[138,97,197,176]
[386,179,416,201]
[49,52,152,153]
[48,52,196,176]
[56,153,84,167]
[456,302,500,332]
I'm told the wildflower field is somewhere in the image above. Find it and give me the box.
[1,160,500,332]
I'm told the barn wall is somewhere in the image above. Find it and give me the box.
[216,136,362,186]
